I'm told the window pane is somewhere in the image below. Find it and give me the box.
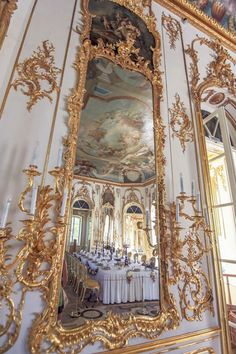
[221,262,236,306]
[233,149,236,172]
[207,142,233,205]
[70,216,82,244]
[214,205,236,261]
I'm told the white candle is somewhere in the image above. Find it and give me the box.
[196,192,201,211]
[191,180,195,197]
[60,189,68,217]
[31,141,39,166]
[0,198,11,228]
[176,198,179,222]
[146,209,149,227]
[180,173,184,193]
[57,146,63,168]
[30,185,38,215]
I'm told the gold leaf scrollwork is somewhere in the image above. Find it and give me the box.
[185,36,236,102]
[169,93,194,152]
[0,0,18,49]
[0,227,27,353]
[166,195,214,321]
[162,13,182,50]
[12,40,61,111]
[16,185,62,288]
[25,0,180,352]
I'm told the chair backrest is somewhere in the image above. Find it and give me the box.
[78,263,87,283]
[128,252,132,260]
[150,257,156,267]
[141,254,147,263]
[134,253,138,262]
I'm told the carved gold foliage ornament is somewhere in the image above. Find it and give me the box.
[185,36,236,103]
[0,0,17,49]
[185,35,235,354]
[162,13,182,50]
[0,2,214,354]
[169,93,194,152]
[0,227,26,353]
[12,40,61,111]
[166,194,214,321]
[25,0,180,352]
[155,0,236,52]
[0,162,66,353]
[72,181,95,209]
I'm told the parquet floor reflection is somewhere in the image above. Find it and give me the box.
[61,283,160,328]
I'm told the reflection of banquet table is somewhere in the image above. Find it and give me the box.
[75,253,159,305]
[95,266,159,305]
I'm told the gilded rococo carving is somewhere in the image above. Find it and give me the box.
[27,1,180,352]
[185,35,236,353]
[155,0,236,52]
[12,40,61,111]
[162,13,182,50]
[169,93,194,152]
[185,36,236,102]
[0,1,215,353]
[0,0,17,49]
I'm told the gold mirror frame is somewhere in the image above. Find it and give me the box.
[27,0,180,352]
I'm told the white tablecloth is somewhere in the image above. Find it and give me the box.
[76,252,159,305]
[95,266,159,304]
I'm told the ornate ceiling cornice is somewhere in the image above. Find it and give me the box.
[154,0,236,53]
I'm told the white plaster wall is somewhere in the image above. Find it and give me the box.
[0,0,78,353]
[0,0,232,352]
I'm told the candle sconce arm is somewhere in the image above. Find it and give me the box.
[18,166,41,214]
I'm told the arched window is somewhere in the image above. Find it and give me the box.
[70,199,91,247]
[73,200,89,209]
[126,205,142,214]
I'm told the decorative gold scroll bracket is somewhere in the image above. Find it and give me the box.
[162,13,182,50]
[169,93,194,152]
[12,40,61,111]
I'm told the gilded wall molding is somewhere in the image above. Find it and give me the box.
[12,40,61,111]
[0,0,17,49]
[169,93,194,152]
[186,347,216,354]
[185,36,235,352]
[162,13,182,50]
[185,36,236,103]
[155,0,236,52]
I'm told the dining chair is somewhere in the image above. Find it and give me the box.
[79,263,100,305]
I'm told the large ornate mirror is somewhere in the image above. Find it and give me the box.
[61,48,160,324]
[33,0,179,350]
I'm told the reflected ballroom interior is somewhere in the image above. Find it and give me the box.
[59,57,160,327]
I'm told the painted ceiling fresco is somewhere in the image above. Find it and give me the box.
[187,0,236,33]
[74,57,155,184]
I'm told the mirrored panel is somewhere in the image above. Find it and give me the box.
[59,57,160,327]
[58,0,160,327]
